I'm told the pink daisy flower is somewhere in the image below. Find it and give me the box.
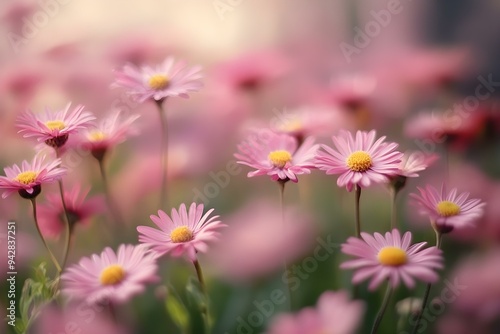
[340,229,443,290]
[137,203,225,261]
[410,184,485,233]
[397,151,438,178]
[266,290,364,334]
[234,130,319,183]
[112,56,203,103]
[0,155,66,199]
[315,130,403,191]
[17,103,95,148]
[62,244,159,304]
[80,110,140,160]
[38,185,105,238]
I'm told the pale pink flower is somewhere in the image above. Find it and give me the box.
[341,229,443,290]
[327,74,377,109]
[137,203,225,261]
[0,155,66,199]
[80,110,140,159]
[112,56,203,102]
[38,185,105,239]
[62,244,159,304]
[315,130,403,191]
[397,151,438,178]
[266,290,364,334]
[235,130,319,183]
[410,184,485,232]
[17,103,95,148]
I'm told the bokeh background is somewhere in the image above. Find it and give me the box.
[1,0,500,333]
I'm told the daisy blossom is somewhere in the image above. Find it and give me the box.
[410,184,485,232]
[112,56,203,102]
[0,155,66,199]
[80,110,140,160]
[266,290,364,334]
[17,103,95,148]
[315,130,403,191]
[397,151,438,178]
[62,244,159,304]
[137,203,225,261]
[234,130,319,183]
[341,229,443,290]
[38,184,105,238]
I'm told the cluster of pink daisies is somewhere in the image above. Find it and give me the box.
[0,55,487,334]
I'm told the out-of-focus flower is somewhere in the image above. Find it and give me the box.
[137,203,225,261]
[33,305,128,334]
[410,184,485,233]
[235,130,318,183]
[112,56,203,102]
[62,244,159,304]
[17,103,95,148]
[315,130,402,191]
[80,111,140,160]
[341,229,443,290]
[205,200,317,282]
[396,151,438,178]
[270,105,349,143]
[0,155,65,199]
[266,290,364,334]
[38,185,105,239]
[213,50,289,91]
[328,74,377,110]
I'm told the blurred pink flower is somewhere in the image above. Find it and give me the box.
[80,110,140,159]
[33,305,128,334]
[397,151,438,178]
[327,74,377,110]
[38,185,105,239]
[205,200,317,282]
[17,103,95,148]
[341,229,443,290]
[62,244,159,304]
[315,130,402,191]
[235,131,319,183]
[0,154,65,199]
[137,203,225,261]
[113,56,203,102]
[213,50,289,91]
[410,184,485,232]
[266,290,364,334]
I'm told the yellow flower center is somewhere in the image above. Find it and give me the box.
[377,247,407,266]
[170,226,194,243]
[88,131,106,142]
[14,171,37,185]
[148,74,170,90]
[45,120,66,131]
[99,264,126,285]
[346,151,372,172]
[279,119,303,132]
[436,201,461,217]
[268,150,293,168]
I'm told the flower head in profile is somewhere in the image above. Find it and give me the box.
[113,56,203,103]
[0,155,66,199]
[38,185,105,239]
[81,111,140,160]
[315,130,403,191]
[137,203,225,261]
[235,130,319,183]
[62,244,159,304]
[389,151,438,191]
[341,229,443,290]
[266,290,364,334]
[410,184,485,233]
[17,103,95,148]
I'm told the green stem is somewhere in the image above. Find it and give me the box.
[30,199,62,273]
[371,283,393,334]
[390,187,399,230]
[57,179,72,272]
[98,157,124,225]
[278,180,294,310]
[354,184,362,238]
[193,259,210,334]
[155,99,169,210]
[411,230,443,334]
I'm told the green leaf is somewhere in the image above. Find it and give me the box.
[165,288,190,333]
